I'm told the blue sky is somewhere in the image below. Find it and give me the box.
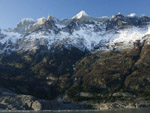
[0,0,150,28]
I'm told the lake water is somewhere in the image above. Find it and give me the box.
[0,108,150,113]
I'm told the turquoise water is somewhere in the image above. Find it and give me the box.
[0,108,150,113]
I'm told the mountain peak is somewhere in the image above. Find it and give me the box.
[19,18,34,25]
[128,13,136,17]
[72,10,88,19]
[37,17,47,25]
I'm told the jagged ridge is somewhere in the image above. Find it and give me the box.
[0,11,150,54]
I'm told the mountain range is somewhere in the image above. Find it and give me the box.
[0,11,150,110]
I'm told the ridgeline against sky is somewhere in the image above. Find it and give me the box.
[0,0,150,28]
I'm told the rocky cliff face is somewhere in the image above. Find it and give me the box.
[0,11,150,110]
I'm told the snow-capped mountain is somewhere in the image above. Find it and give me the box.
[1,11,150,109]
[72,10,89,19]
[0,11,150,54]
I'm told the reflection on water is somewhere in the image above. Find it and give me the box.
[0,108,150,113]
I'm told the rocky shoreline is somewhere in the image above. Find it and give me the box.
[94,101,150,110]
[0,87,150,111]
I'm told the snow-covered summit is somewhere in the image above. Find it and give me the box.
[19,18,35,24]
[72,10,89,19]
[14,18,35,34]
[128,13,136,17]
[37,17,47,25]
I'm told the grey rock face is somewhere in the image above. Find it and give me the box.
[0,87,92,110]
[79,92,93,97]
[31,101,41,111]
[0,87,42,110]
[95,101,150,110]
